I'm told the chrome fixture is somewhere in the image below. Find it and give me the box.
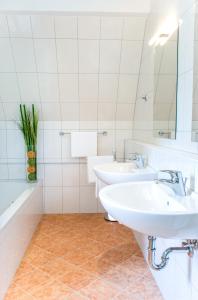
[148,236,198,271]
[158,170,187,196]
[59,131,108,136]
[141,95,148,102]
[126,153,145,168]
[112,150,117,161]
[158,130,171,137]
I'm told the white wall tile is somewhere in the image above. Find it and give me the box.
[118,75,138,102]
[99,74,118,102]
[41,103,61,121]
[62,164,79,186]
[44,164,62,187]
[0,16,9,37]
[34,39,57,72]
[63,187,79,212]
[0,38,15,72]
[120,41,142,74]
[57,39,78,73]
[0,131,6,158]
[100,40,121,73]
[79,74,98,101]
[43,130,61,160]
[98,103,115,121]
[101,17,123,39]
[59,74,78,102]
[38,73,59,102]
[11,38,36,72]
[80,103,97,121]
[98,131,114,155]
[123,16,146,40]
[3,102,19,121]
[79,40,99,73]
[44,187,62,213]
[7,15,31,37]
[60,103,79,121]
[6,130,25,159]
[55,16,77,38]
[0,74,20,101]
[31,15,54,38]
[0,164,8,180]
[79,186,97,213]
[18,73,39,102]
[116,103,134,121]
[78,16,100,39]
[8,164,26,179]
[79,164,90,186]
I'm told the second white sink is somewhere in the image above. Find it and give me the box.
[94,162,156,184]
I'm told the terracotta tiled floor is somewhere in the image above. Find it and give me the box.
[5,214,163,300]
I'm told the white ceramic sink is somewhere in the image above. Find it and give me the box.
[94,162,156,184]
[99,181,198,239]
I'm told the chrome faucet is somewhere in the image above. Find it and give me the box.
[158,170,187,196]
[126,153,145,168]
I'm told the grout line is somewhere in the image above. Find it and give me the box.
[131,15,148,140]
[53,15,64,213]
[76,16,81,213]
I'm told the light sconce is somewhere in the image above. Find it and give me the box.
[149,15,182,47]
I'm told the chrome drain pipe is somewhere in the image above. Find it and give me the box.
[148,236,196,271]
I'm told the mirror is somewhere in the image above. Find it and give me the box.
[192,7,198,142]
[153,30,179,139]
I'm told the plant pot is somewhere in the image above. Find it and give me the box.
[26,145,37,182]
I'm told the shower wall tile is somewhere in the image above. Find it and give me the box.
[123,16,146,40]
[54,16,77,38]
[0,74,20,101]
[59,74,79,101]
[18,73,40,102]
[31,15,54,38]
[120,41,143,74]
[56,39,78,73]
[100,40,121,73]
[34,39,57,73]
[79,74,98,101]
[11,38,36,72]
[79,40,100,73]
[78,16,100,39]
[44,164,62,187]
[100,16,123,39]
[0,38,15,72]
[0,16,9,37]
[38,73,59,102]
[7,15,31,38]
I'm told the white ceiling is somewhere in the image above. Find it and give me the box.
[0,0,151,14]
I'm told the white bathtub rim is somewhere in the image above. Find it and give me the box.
[0,180,42,231]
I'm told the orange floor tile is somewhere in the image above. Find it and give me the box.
[5,214,163,300]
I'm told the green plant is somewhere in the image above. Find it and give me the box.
[18,104,38,182]
[18,104,38,147]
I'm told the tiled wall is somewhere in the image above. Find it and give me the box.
[0,13,147,212]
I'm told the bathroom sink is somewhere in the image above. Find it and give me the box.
[94,162,156,184]
[99,181,198,239]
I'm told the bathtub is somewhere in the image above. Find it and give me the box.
[0,180,43,300]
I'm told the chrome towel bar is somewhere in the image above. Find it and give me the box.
[59,131,108,136]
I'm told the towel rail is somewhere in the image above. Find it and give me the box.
[59,131,108,136]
